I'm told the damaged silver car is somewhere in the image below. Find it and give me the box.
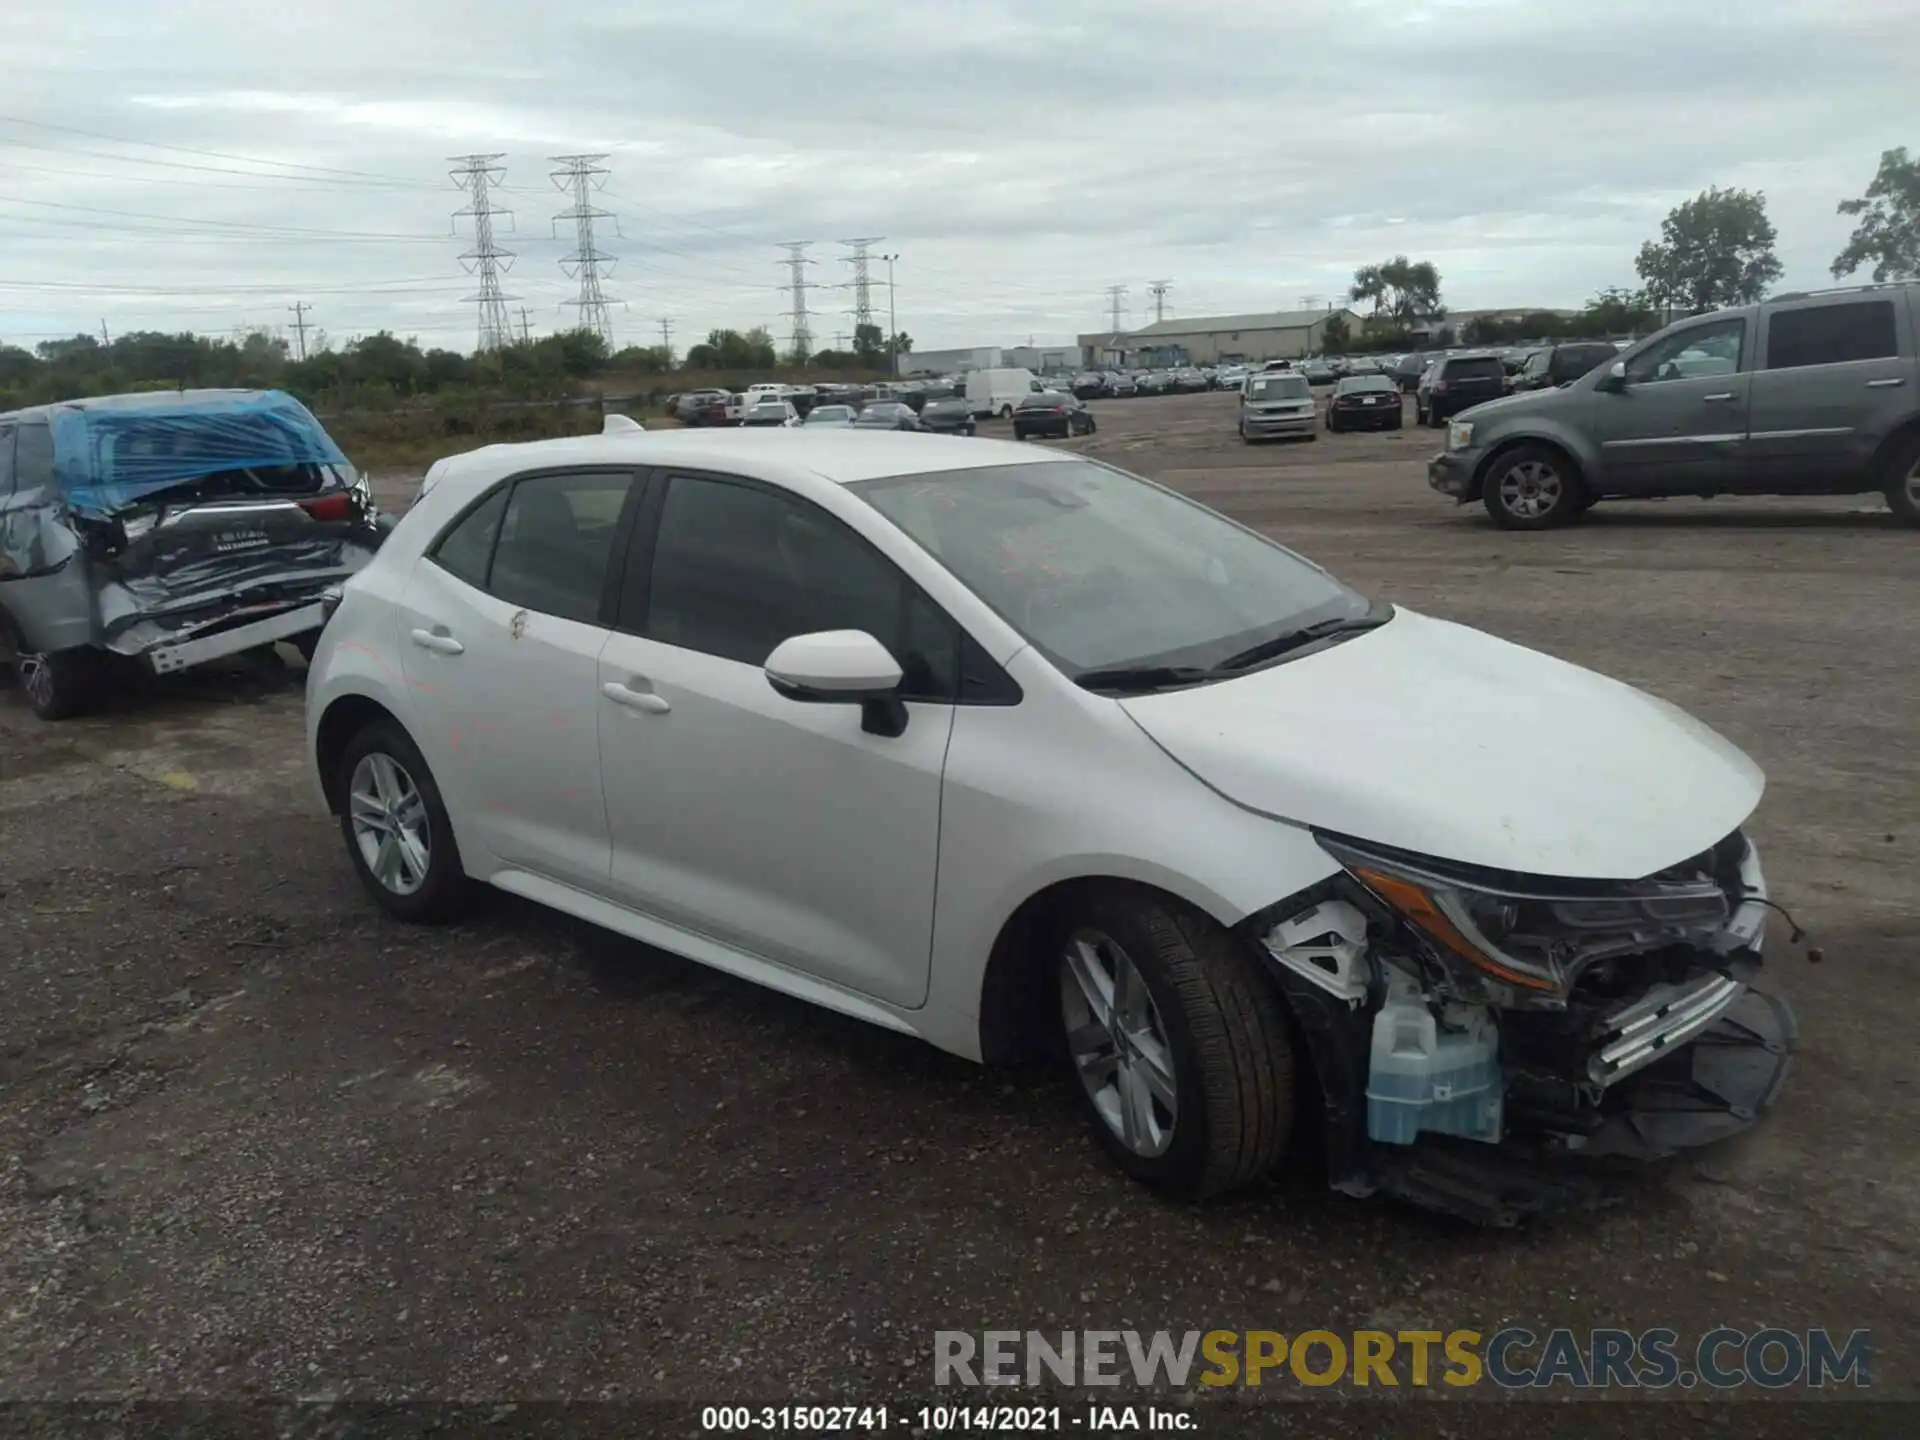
[0,389,384,719]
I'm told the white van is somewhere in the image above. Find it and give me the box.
[965,368,1044,420]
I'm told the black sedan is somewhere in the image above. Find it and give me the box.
[1325,374,1404,432]
[852,401,924,431]
[917,397,977,435]
[1012,390,1096,440]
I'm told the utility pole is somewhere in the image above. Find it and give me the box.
[1105,284,1128,334]
[1148,279,1172,324]
[100,319,110,347]
[838,236,884,347]
[878,252,899,375]
[778,241,818,364]
[551,154,619,346]
[286,301,312,361]
[658,317,674,367]
[450,153,517,352]
[518,307,533,343]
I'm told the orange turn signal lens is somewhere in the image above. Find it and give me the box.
[1351,866,1558,993]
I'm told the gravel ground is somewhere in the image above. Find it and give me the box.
[1,389,1914,1427]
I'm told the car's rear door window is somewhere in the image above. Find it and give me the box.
[487,470,638,625]
[1764,300,1899,370]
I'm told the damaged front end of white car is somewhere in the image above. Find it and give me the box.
[1244,828,1796,1226]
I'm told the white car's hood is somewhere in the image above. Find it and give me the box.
[1119,609,1764,880]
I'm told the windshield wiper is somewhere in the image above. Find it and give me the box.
[1072,664,1218,694]
[1214,612,1391,673]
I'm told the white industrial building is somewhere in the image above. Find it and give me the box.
[1079,308,1367,368]
[897,342,1079,378]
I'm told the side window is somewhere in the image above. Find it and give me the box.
[1624,319,1745,386]
[1765,301,1898,371]
[643,475,960,702]
[14,422,54,494]
[488,469,637,625]
[429,485,508,589]
[0,425,15,499]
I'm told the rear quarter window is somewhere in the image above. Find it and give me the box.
[1765,300,1899,370]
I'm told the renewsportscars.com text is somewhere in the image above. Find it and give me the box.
[934,1327,1871,1391]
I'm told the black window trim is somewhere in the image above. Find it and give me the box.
[425,463,649,628]
[614,464,1020,707]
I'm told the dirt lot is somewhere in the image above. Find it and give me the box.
[1,389,1915,1419]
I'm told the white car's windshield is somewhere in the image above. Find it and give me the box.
[1248,375,1310,401]
[851,459,1370,679]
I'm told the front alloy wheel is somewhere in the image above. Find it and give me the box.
[1062,929,1178,1158]
[1485,444,1584,529]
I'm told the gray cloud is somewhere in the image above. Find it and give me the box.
[2,0,1913,352]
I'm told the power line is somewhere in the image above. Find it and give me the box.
[287,301,312,361]
[551,153,619,345]
[450,153,516,353]
[1105,284,1129,333]
[0,112,439,187]
[777,241,818,363]
[1148,279,1172,324]
[838,236,884,334]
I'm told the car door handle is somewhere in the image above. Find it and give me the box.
[602,680,670,714]
[409,627,464,655]
[1701,392,1737,403]
[1865,377,1906,388]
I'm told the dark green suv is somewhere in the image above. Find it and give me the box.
[1427,282,1920,529]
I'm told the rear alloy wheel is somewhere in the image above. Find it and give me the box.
[1485,444,1585,530]
[1057,886,1294,1198]
[338,720,471,922]
[5,620,100,721]
[1884,432,1920,527]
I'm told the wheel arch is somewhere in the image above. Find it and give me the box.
[975,872,1254,1067]
[1471,432,1588,502]
[1867,410,1920,486]
[314,692,408,814]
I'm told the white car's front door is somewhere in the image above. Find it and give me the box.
[397,466,641,888]
[596,471,957,1009]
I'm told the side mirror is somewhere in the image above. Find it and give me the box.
[764,629,909,737]
[1595,360,1628,393]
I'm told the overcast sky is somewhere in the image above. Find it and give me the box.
[3,0,1914,356]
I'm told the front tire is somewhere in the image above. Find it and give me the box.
[1484,444,1585,530]
[336,719,472,923]
[1056,886,1295,1199]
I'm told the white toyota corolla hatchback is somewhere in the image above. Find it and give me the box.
[306,428,1796,1223]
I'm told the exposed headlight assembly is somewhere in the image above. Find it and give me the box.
[1447,420,1474,451]
[1318,837,1733,1006]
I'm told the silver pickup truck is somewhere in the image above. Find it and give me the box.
[1428,281,1920,528]
[0,389,384,718]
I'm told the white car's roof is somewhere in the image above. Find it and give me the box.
[422,428,1059,497]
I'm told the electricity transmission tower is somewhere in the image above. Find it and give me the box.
[286,301,312,361]
[1105,284,1129,333]
[777,242,818,362]
[838,237,884,340]
[450,154,517,352]
[1147,279,1172,324]
[552,154,619,345]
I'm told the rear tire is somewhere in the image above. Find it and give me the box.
[1055,885,1295,1199]
[999,404,1013,420]
[1484,444,1585,530]
[336,719,473,923]
[1884,431,1920,527]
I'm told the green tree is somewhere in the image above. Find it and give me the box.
[1349,257,1443,324]
[1319,313,1351,354]
[852,322,885,365]
[1831,146,1920,282]
[1635,186,1783,315]
[1572,286,1657,338]
[743,326,779,369]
